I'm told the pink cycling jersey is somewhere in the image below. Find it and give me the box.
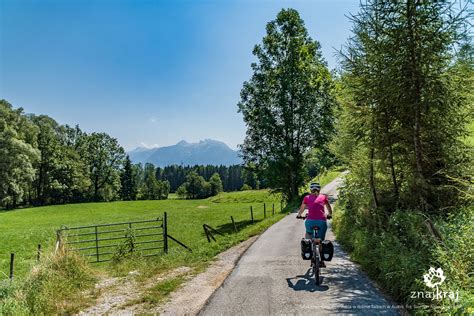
[303,194,328,220]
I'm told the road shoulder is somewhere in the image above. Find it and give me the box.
[156,235,260,315]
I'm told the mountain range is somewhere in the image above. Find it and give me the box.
[128,139,242,167]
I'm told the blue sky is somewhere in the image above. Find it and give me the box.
[0,0,360,151]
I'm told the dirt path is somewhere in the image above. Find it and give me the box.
[78,236,259,315]
[78,267,193,315]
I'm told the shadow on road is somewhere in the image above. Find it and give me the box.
[286,268,329,292]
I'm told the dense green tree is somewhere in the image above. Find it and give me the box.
[242,165,259,189]
[30,115,60,205]
[338,0,472,212]
[141,163,159,199]
[209,173,223,196]
[80,133,125,201]
[139,163,169,200]
[29,115,89,205]
[160,180,170,199]
[183,171,209,199]
[238,9,336,201]
[304,147,337,179]
[120,155,137,200]
[0,100,40,208]
[176,184,187,199]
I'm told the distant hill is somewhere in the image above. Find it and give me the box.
[128,139,242,166]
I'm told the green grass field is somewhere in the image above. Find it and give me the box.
[0,190,283,279]
[1,174,344,314]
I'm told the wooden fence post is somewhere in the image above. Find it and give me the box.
[94,226,100,262]
[164,212,169,253]
[37,244,41,262]
[55,230,62,253]
[264,203,266,218]
[9,253,14,280]
[203,224,211,242]
[251,206,254,223]
[231,216,237,233]
[272,203,275,215]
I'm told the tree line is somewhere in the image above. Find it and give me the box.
[0,101,257,209]
[0,100,128,208]
[121,162,261,201]
[155,164,260,192]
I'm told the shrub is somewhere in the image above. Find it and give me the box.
[112,228,136,263]
[240,184,252,191]
[21,249,96,314]
[429,209,474,314]
[333,195,474,314]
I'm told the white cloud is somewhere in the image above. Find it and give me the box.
[149,117,158,124]
[139,142,159,149]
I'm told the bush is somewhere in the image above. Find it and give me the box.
[333,193,474,314]
[112,228,136,263]
[0,249,96,315]
[240,184,252,191]
[430,209,474,314]
[176,184,187,199]
[7,250,97,315]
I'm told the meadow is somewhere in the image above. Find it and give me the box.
[0,172,342,314]
[0,190,283,280]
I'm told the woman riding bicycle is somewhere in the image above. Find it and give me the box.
[296,182,333,240]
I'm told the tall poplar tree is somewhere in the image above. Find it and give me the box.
[238,9,336,201]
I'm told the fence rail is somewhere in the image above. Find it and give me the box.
[203,202,285,243]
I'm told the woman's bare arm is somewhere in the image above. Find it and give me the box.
[325,200,333,217]
[297,201,306,217]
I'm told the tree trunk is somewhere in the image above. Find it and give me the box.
[94,174,100,201]
[369,115,379,209]
[407,0,426,206]
[369,145,379,209]
[384,112,399,201]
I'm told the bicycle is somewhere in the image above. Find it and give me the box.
[296,214,331,285]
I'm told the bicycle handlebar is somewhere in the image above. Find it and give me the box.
[296,214,332,219]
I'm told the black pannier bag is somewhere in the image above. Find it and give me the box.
[301,238,312,260]
[321,240,334,261]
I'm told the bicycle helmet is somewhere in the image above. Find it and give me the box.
[309,182,321,192]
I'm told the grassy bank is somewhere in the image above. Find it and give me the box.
[333,196,473,314]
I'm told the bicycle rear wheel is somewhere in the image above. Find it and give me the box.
[313,247,320,285]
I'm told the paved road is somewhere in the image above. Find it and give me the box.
[201,177,400,315]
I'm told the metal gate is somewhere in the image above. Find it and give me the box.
[57,213,168,263]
